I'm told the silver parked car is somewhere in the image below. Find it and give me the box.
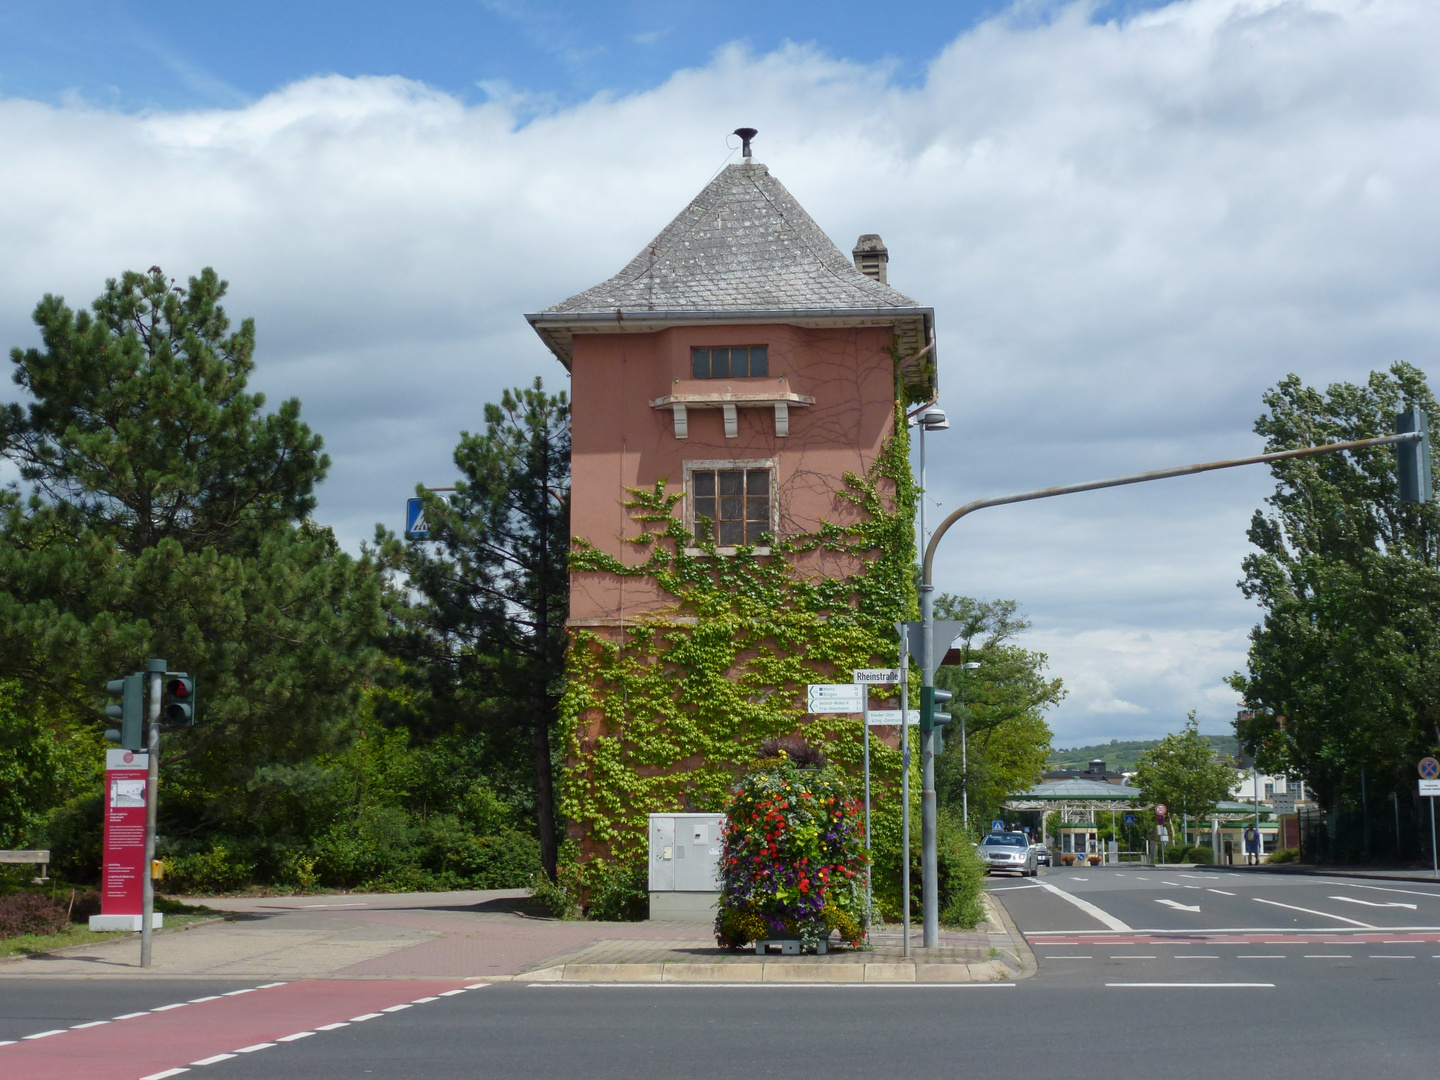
[980,832,1038,876]
[1033,845,1052,867]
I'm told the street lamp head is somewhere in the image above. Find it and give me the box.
[963,661,981,670]
[919,406,950,431]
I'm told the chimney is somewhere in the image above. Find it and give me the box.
[852,234,888,284]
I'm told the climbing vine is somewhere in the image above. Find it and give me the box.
[560,371,919,916]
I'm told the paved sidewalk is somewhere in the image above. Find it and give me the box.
[0,889,1032,984]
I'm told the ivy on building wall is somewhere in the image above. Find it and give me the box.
[560,372,921,916]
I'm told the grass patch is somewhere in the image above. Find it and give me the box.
[0,897,222,960]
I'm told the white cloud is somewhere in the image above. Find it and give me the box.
[0,0,1435,744]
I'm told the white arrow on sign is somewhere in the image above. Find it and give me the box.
[1329,895,1417,910]
[1155,898,1201,913]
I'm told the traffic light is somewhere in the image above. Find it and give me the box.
[1396,406,1432,504]
[104,673,145,750]
[920,686,953,735]
[163,673,196,727]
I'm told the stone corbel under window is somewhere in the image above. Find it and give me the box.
[650,390,815,440]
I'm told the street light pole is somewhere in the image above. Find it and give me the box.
[915,425,1429,950]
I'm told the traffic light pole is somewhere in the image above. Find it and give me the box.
[917,427,1428,947]
[141,657,164,968]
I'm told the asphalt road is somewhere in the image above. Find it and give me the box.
[5,866,1440,1080]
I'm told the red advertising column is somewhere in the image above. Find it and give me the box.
[90,749,160,931]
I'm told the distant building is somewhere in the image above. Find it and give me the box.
[1042,758,1130,785]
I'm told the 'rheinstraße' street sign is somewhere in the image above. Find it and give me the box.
[853,668,901,685]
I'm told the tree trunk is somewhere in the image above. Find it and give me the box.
[531,702,558,881]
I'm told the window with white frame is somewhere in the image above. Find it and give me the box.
[688,462,773,547]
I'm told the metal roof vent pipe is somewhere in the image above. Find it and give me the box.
[852,234,888,284]
[733,127,757,161]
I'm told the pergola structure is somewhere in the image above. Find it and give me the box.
[1005,778,1141,823]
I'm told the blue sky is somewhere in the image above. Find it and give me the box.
[1,0,1159,111]
[0,0,1434,745]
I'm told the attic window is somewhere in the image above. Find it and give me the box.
[692,346,768,379]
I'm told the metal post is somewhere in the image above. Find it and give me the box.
[1431,796,1437,880]
[960,705,968,830]
[920,582,938,949]
[1361,768,1369,857]
[141,657,165,968]
[862,690,872,928]
[897,622,911,958]
[1253,766,1260,866]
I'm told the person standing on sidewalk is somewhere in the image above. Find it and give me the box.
[1244,825,1260,866]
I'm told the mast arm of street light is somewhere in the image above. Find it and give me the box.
[920,430,1423,585]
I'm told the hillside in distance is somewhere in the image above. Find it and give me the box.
[1048,735,1236,773]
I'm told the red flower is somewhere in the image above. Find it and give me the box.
[799,879,809,892]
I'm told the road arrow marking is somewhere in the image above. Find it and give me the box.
[1253,896,1375,928]
[1156,898,1201,913]
[1329,895,1417,910]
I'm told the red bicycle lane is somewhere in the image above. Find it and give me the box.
[0,978,482,1080]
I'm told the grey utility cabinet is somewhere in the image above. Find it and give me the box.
[648,812,725,921]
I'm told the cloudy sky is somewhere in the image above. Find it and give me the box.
[1,0,1435,748]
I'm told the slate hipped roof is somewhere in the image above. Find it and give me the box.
[527,160,936,396]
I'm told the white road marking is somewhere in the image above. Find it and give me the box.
[1107,982,1274,988]
[221,989,258,997]
[381,1004,412,1012]
[438,989,469,996]
[113,1012,150,1020]
[1206,889,1236,896]
[1369,954,1415,959]
[1071,877,1089,881]
[1035,880,1133,931]
[140,1070,190,1080]
[1304,954,1351,958]
[1156,899,1201,913]
[70,1020,110,1029]
[1346,883,1440,899]
[1043,955,1093,959]
[988,884,1044,892]
[1110,955,1157,959]
[22,1029,66,1039]
[234,1043,276,1053]
[1253,897,1375,928]
[463,983,490,990]
[277,1032,315,1042]
[152,1003,188,1012]
[316,1022,351,1031]
[1238,955,1286,959]
[191,1054,237,1066]
[256,982,288,989]
[188,996,222,1004]
[1330,895,1417,910]
[349,1013,384,1021]
[1175,955,1220,959]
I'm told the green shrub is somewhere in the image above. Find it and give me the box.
[583,858,648,921]
[1187,845,1215,865]
[529,859,582,919]
[0,893,69,938]
[936,812,987,928]
[1267,846,1298,864]
[163,841,257,894]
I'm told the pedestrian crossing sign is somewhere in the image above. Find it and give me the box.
[405,497,429,540]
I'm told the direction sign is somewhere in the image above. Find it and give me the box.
[866,709,920,725]
[1421,779,1440,797]
[853,668,901,685]
[1154,803,1167,818]
[807,684,864,713]
[1420,757,1440,780]
[405,497,430,540]
[1272,793,1296,815]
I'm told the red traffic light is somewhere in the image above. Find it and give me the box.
[166,678,191,699]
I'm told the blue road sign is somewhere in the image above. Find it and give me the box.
[991,820,1004,832]
[405,497,429,540]
[1420,756,1440,780]
[1124,813,1135,826]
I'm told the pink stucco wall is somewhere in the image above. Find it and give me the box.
[567,322,898,625]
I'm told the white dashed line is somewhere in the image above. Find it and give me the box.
[1175,955,1220,959]
[439,989,469,996]
[140,1070,190,1080]
[234,1043,276,1053]
[151,1003,188,1012]
[349,1012,384,1022]
[1304,954,1351,959]
[222,989,258,997]
[380,1003,412,1012]
[1043,955,1093,959]
[188,996,222,1004]
[22,1029,66,1040]
[464,983,490,990]
[276,1032,315,1042]
[1369,955,1416,959]
[114,1011,150,1020]
[1107,982,1274,988]
[316,1022,351,1031]
[1238,955,1285,959]
[411,996,441,1003]
[191,1054,237,1066]
[1207,889,1236,896]
[256,982,288,989]
[70,1020,111,1029]
[1109,955,1157,959]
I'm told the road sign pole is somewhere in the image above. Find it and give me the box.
[140,657,165,968]
[862,689,872,930]
[1431,796,1437,880]
[897,623,911,960]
